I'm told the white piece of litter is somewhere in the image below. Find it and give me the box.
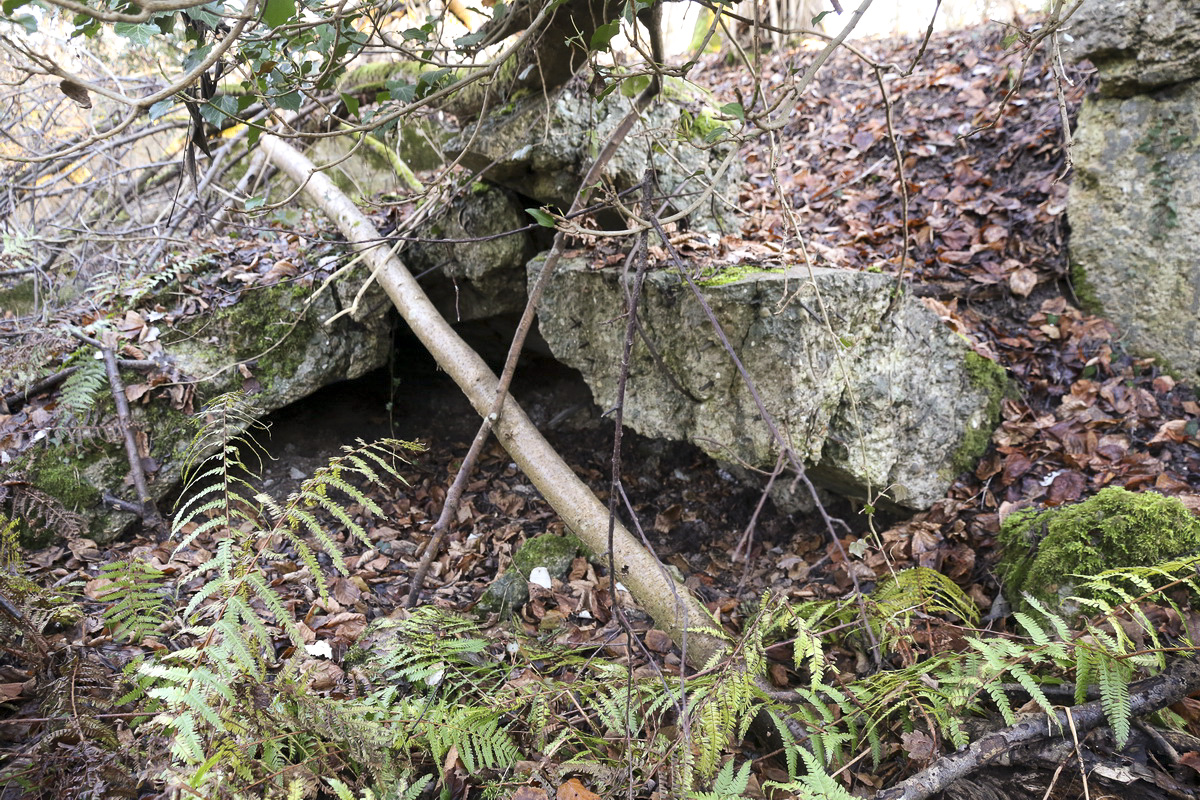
[304,641,333,659]
[529,566,552,589]
[1039,470,1063,487]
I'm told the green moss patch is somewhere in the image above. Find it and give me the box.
[948,351,1010,475]
[696,264,785,288]
[998,487,1200,604]
[1068,259,1103,314]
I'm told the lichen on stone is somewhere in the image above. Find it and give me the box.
[998,487,1200,604]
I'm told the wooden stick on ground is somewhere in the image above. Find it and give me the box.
[68,331,166,535]
[874,655,1200,800]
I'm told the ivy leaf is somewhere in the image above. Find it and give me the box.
[262,0,295,29]
[187,4,223,28]
[720,101,744,121]
[199,94,238,126]
[454,30,485,48]
[526,208,556,228]
[386,80,415,103]
[148,99,174,121]
[183,43,213,72]
[276,90,301,111]
[590,19,620,52]
[114,22,158,45]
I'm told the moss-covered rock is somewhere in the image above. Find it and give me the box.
[13,259,392,545]
[696,264,785,288]
[998,487,1200,604]
[535,256,1005,511]
[947,351,1011,477]
[477,532,583,613]
[0,278,37,317]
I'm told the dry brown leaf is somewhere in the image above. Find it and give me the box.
[556,778,600,800]
[901,729,936,764]
[0,682,27,702]
[1009,267,1037,297]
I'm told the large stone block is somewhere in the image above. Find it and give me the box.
[1067,0,1200,96]
[532,258,1005,510]
[448,84,744,234]
[1068,84,1200,379]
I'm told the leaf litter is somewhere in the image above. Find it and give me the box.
[2,15,1200,799]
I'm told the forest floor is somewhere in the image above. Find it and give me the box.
[3,15,1200,800]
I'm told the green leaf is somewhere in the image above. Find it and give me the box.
[386,79,415,103]
[526,208,556,228]
[199,94,237,126]
[720,101,744,121]
[454,30,486,48]
[590,19,620,52]
[183,43,213,73]
[620,74,650,97]
[11,12,35,32]
[402,26,429,41]
[244,196,266,210]
[114,22,159,45]
[188,2,224,28]
[811,10,831,26]
[276,90,301,111]
[262,0,295,28]
[148,99,174,121]
[703,125,728,143]
[340,93,359,117]
[417,68,451,87]
[2,0,31,15]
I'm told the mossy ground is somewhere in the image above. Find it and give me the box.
[998,487,1200,604]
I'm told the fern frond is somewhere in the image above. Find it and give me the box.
[58,355,107,421]
[1099,657,1133,747]
[97,560,168,643]
[764,748,857,800]
[874,567,980,628]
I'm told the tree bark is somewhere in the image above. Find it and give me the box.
[258,134,726,668]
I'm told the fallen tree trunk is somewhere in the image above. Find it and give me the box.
[258,134,726,667]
